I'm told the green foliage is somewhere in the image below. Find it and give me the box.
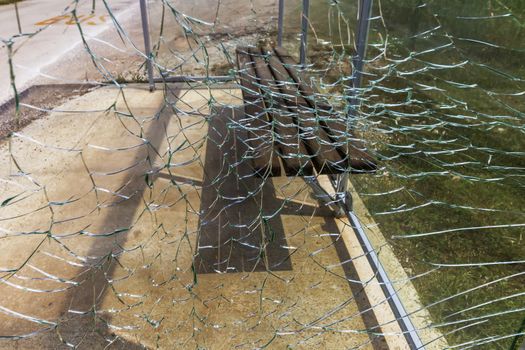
[0,0,23,5]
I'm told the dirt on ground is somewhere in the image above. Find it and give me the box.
[0,84,97,140]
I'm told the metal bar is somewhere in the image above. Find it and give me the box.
[338,3,423,345]
[153,75,234,83]
[335,172,349,198]
[14,2,22,34]
[352,0,373,91]
[304,176,345,217]
[345,0,374,117]
[299,0,309,67]
[309,173,424,347]
[277,0,284,47]
[337,0,374,207]
[346,210,425,350]
[139,0,155,92]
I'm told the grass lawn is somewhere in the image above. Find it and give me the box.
[301,0,525,347]
[0,0,22,5]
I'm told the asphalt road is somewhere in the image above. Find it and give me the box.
[0,0,279,105]
[0,0,136,104]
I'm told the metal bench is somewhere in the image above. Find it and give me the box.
[235,46,377,178]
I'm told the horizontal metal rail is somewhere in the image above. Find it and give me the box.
[345,210,425,349]
[153,75,235,83]
[322,176,425,349]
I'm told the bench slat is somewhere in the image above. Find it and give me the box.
[272,47,330,110]
[263,48,347,174]
[315,110,377,171]
[272,47,376,172]
[236,46,377,176]
[236,48,282,176]
[248,47,315,176]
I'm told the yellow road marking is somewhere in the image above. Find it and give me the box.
[35,14,107,26]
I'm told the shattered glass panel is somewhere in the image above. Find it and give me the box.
[1,0,524,349]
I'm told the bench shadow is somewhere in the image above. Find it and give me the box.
[196,106,387,348]
[195,105,297,273]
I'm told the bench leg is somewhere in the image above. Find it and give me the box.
[334,173,348,195]
[305,176,347,217]
[332,173,353,213]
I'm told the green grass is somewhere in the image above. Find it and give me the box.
[0,0,22,5]
[353,42,525,349]
[293,1,525,348]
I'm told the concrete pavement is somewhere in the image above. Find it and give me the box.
[0,85,373,349]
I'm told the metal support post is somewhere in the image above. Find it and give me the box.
[304,176,345,217]
[139,0,155,92]
[337,0,374,200]
[352,0,373,93]
[14,2,22,34]
[277,0,284,47]
[299,0,309,67]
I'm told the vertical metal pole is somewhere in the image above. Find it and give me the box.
[139,0,155,92]
[337,0,374,197]
[277,0,284,47]
[352,0,373,92]
[299,0,309,67]
[14,2,22,34]
[341,3,425,348]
